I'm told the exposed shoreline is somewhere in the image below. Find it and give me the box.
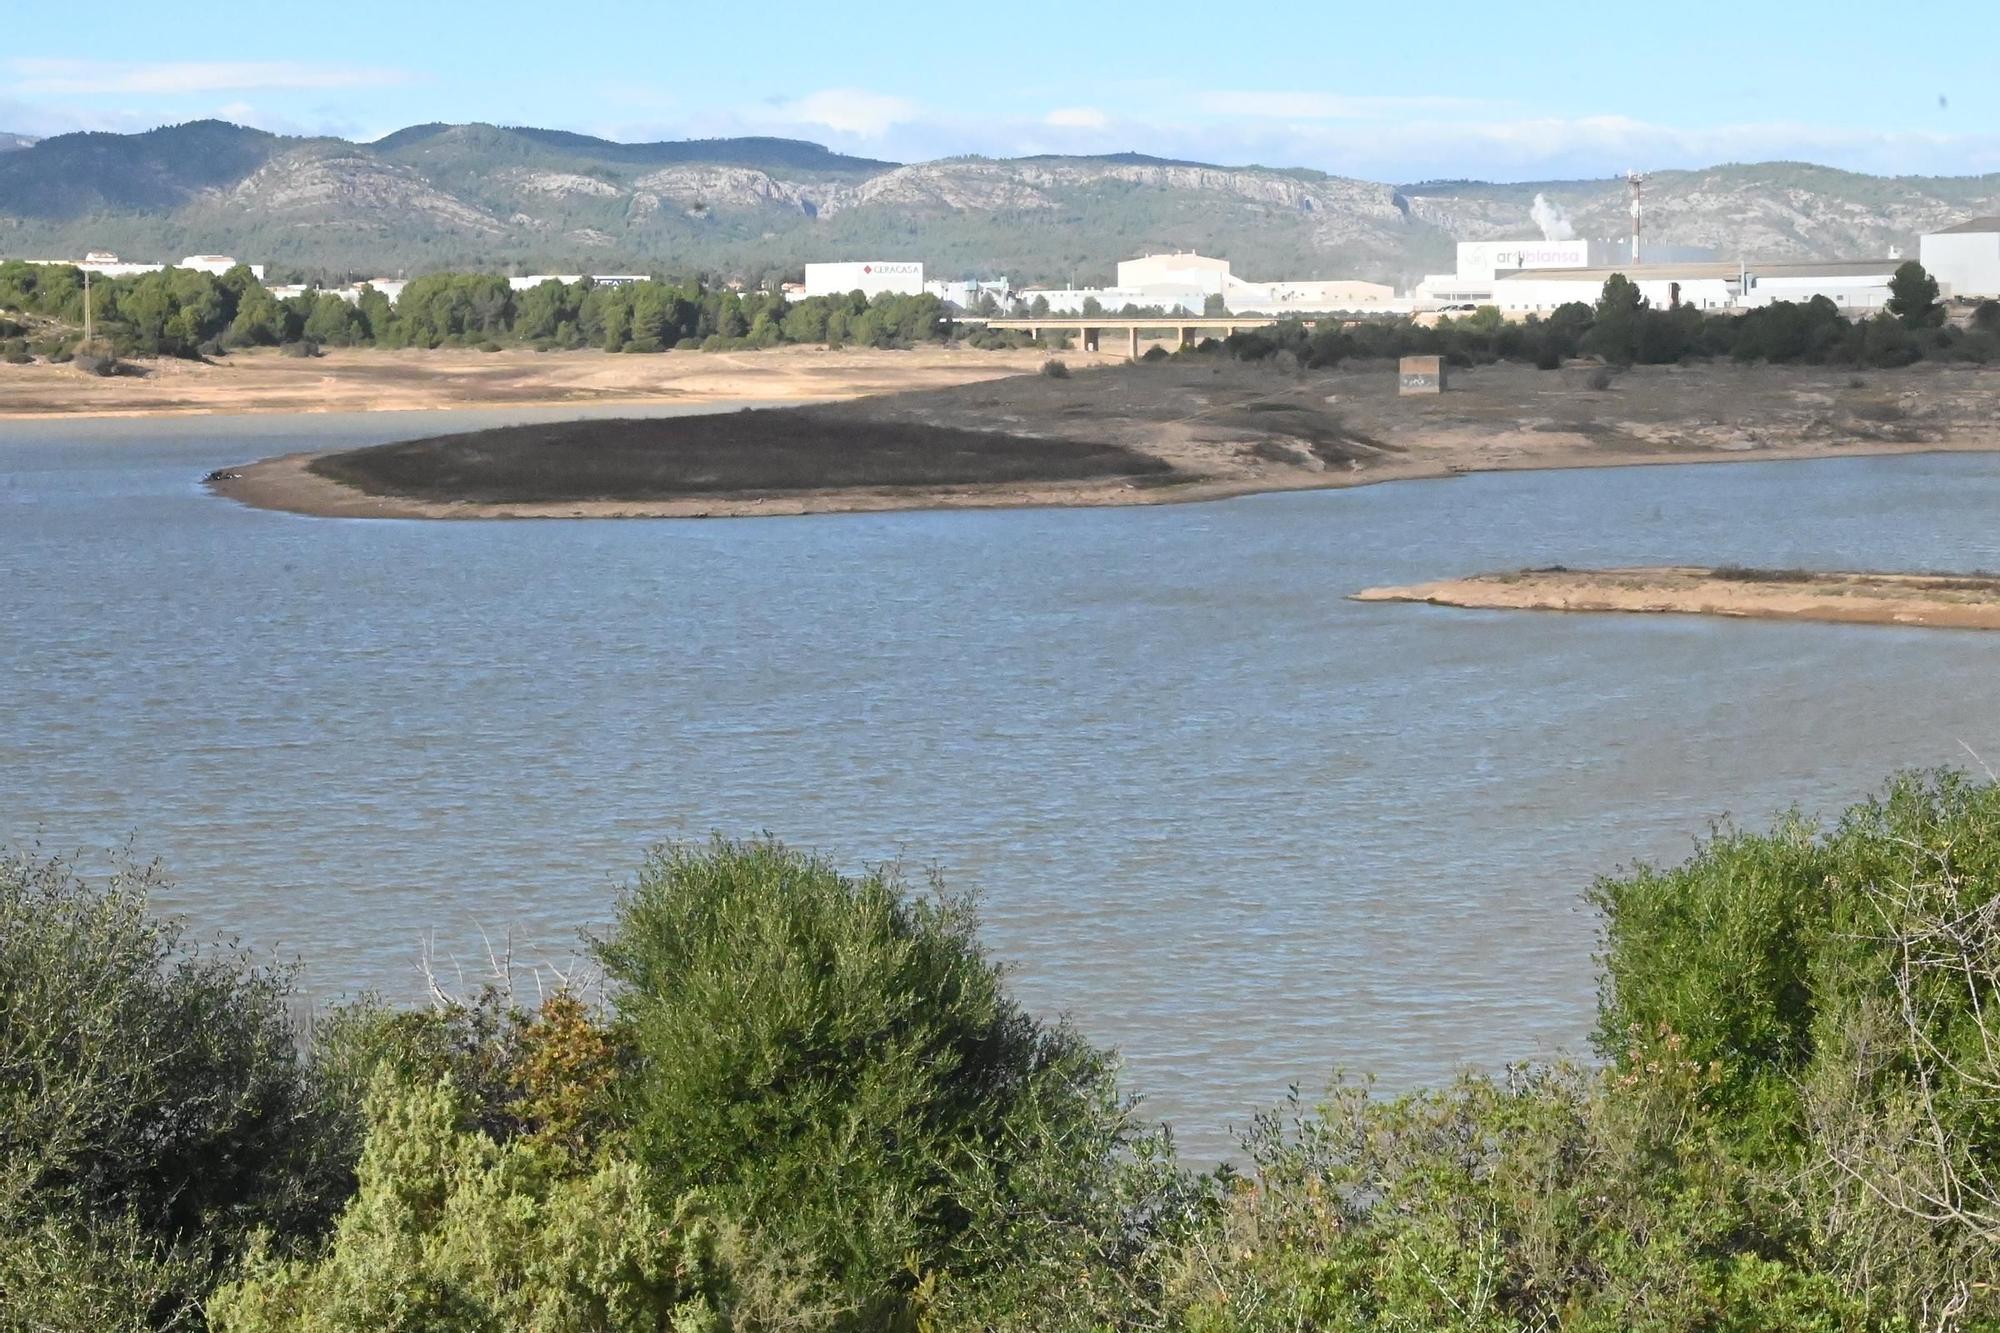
[212,433,2000,522]
[1352,566,2000,631]
[0,344,1121,421]
[203,359,2000,522]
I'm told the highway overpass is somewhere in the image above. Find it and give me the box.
[978,315,1308,357]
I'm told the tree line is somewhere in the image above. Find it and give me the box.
[8,768,2000,1329]
[1219,261,2000,371]
[0,260,964,361]
[8,255,2000,372]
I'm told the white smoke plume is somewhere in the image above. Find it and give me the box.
[1530,192,1575,242]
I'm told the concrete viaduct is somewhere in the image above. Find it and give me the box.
[975,315,1305,358]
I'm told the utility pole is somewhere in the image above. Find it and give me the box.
[1626,171,1649,266]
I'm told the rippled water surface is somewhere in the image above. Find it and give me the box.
[8,407,2000,1157]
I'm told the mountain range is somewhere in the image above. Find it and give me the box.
[2,120,1997,285]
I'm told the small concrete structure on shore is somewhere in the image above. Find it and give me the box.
[1399,356,1446,395]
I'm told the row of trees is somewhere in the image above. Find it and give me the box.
[0,260,960,360]
[8,255,1997,370]
[10,769,2000,1329]
[1218,262,2000,371]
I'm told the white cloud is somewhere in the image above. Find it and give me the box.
[1044,106,1109,130]
[1197,90,1497,120]
[6,59,409,97]
[754,88,917,138]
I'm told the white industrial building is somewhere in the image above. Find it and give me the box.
[803,260,924,299]
[1115,252,1401,313]
[176,254,265,279]
[924,277,1012,311]
[1237,279,1398,314]
[1416,240,1602,308]
[1490,259,1902,315]
[1017,284,1208,316]
[1920,218,2000,299]
[1019,252,1403,317]
[12,251,264,280]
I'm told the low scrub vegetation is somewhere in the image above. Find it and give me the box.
[11,772,2000,1328]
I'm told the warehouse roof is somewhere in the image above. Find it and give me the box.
[1495,259,1900,284]
[1932,217,2000,235]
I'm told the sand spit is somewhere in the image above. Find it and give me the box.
[200,358,2000,521]
[1352,566,2000,631]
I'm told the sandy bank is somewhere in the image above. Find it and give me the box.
[0,344,1119,419]
[208,358,2000,522]
[1353,566,2000,630]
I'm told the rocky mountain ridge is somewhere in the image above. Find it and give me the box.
[2,121,1996,284]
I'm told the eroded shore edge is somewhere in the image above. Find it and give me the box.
[1352,565,2000,631]
[210,434,2000,522]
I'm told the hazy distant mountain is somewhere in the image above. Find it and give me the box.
[2,120,1996,284]
[0,133,36,153]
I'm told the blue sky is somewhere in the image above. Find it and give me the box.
[6,0,1998,180]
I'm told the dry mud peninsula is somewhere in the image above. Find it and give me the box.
[0,344,1116,418]
[1354,566,2000,631]
[209,357,2000,520]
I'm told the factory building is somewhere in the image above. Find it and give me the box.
[1416,240,1602,308]
[1236,279,1398,314]
[176,255,265,279]
[12,251,264,280]
[924,277,1012,311]
[1019,253,1404,317]
[1014,284,1207,316]
[1112,253,1401,313]
[803,261,924,299]
[1920,218,2000,299]
[1490,259,1902,315]
[1114,252,1235,294]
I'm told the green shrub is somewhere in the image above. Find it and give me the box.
[207,1073,806,1332]
[1040,358,1070,378]
[0,1213,213,1333]
[0,849,351,1322]
[331,989,626,1162]
[595,839,1136,1325]
[1591,771,2000,1323]
[1161,1066,1867,1333]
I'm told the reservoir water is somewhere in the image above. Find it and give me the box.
[8,407,2000,1159]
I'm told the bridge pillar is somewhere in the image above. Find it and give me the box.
[1180,326,1196,347]
[1083,327,1099,353]
[1029,326,1039,343]
[1128,326,1139,360]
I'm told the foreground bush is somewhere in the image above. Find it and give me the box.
[1162,1067,1865,1332]
[596,839,1151,1325]
[0,850,351,1328]
[1594,770,2000,1323]
[207,1074,812,1332]
[17,777,2000,1328]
